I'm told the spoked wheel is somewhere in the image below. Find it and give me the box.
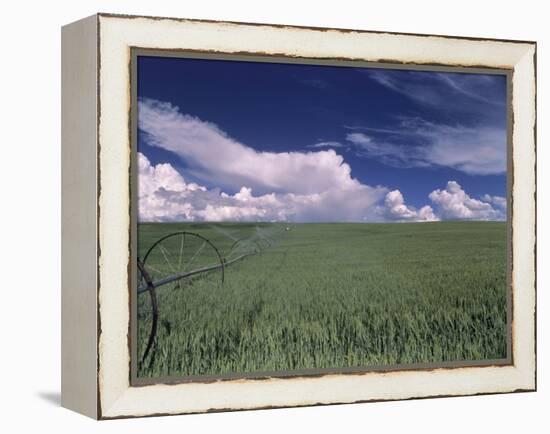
[142,232,225,287]
[137,232,225,367]
[227,238,260,260]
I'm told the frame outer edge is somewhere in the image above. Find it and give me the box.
[95,13,537,418]
[61,13,100,419]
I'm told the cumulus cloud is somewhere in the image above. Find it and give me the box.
[138,152,387,222]
[139,156,505,223]
[346,117,506,176]
[139,98,359,195]
[482,194,507,211]
[377,182,505,223]
[429,181,506,221]
[137,99,506,223]
[379,190,438,222]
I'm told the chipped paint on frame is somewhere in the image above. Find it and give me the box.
[127,48,516,389]
[94,13,536,419]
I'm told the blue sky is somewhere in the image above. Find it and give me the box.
[137,55,508,223]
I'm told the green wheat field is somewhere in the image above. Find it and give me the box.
[136,221,508,379]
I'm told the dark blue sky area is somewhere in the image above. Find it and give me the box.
[137,55,507,209]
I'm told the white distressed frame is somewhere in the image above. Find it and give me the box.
[65,13,536,419]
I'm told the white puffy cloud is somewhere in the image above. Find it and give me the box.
[377,183,505,223]
[138,152,204,196]
[138,153,203,222]
[429,181,506,221]
[137,99,506,223]
[380,190,438,222]
[482,194,507,211]
[138,153,387,222]
[139,98,359,195]
[139,157,505,223]
[137,98,391,222]
[417,205,439,222]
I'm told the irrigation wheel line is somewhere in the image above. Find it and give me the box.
[142,231,226,286]
[136,228,286,367]
[136,260,158,366]
[137,231,226,367]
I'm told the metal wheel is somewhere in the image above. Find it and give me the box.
[137,232,225,366]
[142,231,225,287]
[227,238,260,260]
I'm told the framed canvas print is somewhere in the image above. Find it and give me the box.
[61,13,536,419]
